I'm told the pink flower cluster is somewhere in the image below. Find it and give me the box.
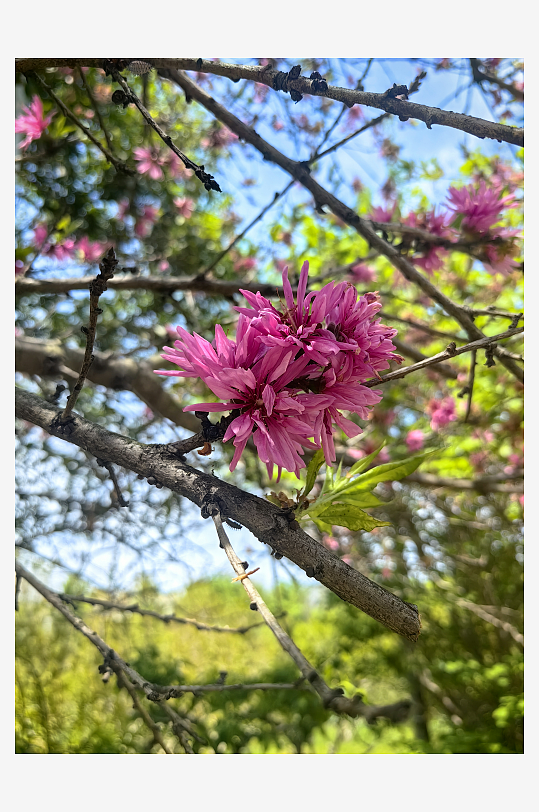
[446,181,520,275]
[133,147,189,180]
[15,95,55,150]
[32,226,105,263]
[426,397,457,432]
[156,262,402,479]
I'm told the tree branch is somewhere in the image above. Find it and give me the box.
[361,328,523,388]
[163,69,524,384]
[15,335,200,433]
[32,73,133,174]
[209,509,391,719]
[16,59,523,145]
[59,592,273,634]
[59,248,119,422]
[15,388,422,641]
[16,561,196,753]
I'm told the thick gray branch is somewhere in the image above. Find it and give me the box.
[15,387,422,642]
[15,59,523,147]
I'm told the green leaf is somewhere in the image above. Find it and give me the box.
[337,450,435,495]
[346,444,385,478]
[301,450,326,500]
[315,504,391,532]
[327,493,385,509]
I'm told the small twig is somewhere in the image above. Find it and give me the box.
[208,507,367,717]
[202,180,294,275]
[312,113,390,164]
[464,308,524,323]
[78,67,114,153]
[110,69,221,192]
[380,311,462,342]
[95,458,129,507]
[33,73,132,174]
[464,350,477,422]
[362,327,523,388]
[57,249,118,423]
[15,562,198,752]
[58,592,271,634]
[116,671,172,754]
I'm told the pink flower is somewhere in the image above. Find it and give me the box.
[254,84,269,104]
[135,205,159,238]
[344,106,364,130]
[156,261,400,477]
[482,237,520,276]
[32,224,49,250]
[116,199,130,220]
[15,260,25,276]
[272,119,285,131]
[370,202,398,223]
[201,127,238,149]
[173,197,195,219]
[133,146,164,180]
[46,239,76,261]
[406,430,424,453]
[350,264,376,284]
[233,257,257,273]
[158,260,170,272]
[426,397,457,432]
[446,181,517,234]
[165,152,188,178]
[15,95,55,149]
[403,209,456,275]
[324,536,340,552]
[75,236,104,263]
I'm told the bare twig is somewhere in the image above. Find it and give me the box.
[59,248,118,422]
[59,592,272,634]
[110,69,221,193]
[78,67,114,153]
[95,458,129,507]
[157,59,524,147]
[32,73,132,174]
[361,327,523,388]
[209,507,376,718]
[16,562,197,753]
[115,671,172,754]
[463,350,477,422]
[202,181,294,275]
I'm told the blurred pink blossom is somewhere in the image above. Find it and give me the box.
[15,95,55,149]
[47,239,76,261]
[370,202,398,223]
[15,260,25,276]
[32,224,49,249]
[116,199,130,220]
[446,181,517,234]
[426,397,457,431]
[272,119,285,131]
[233,257,257,273]
[135,205,159,237]
[254,83,269,103]
[75,236,104,263]
[324,536,340,552]
[133,147,164,180]
[158,260,170,272]
[406,430,424,453]
[173,197,195,219]
[350,264,376,284]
